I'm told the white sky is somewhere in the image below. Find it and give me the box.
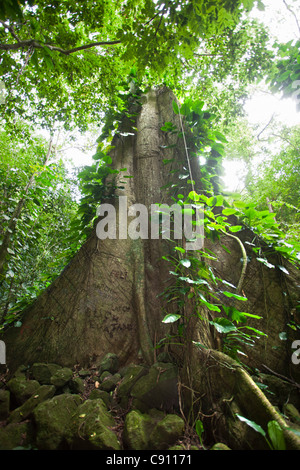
[223,0,300,191]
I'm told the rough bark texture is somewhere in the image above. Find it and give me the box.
[2,87,209,371]
[1,87,299,450]
[205,227,300,382]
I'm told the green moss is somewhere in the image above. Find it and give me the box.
[149,414,185,450]
[33,393,82,449]
[70,399,121,450]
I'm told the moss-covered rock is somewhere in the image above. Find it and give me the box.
[0,421,34,450]
[6,376,41,405]
[78,369,91,378]
[31,363,62,385]
[130,363,179,412]
[100,373,121,393]
[149,414,185,450]
[89,389,112,407]
[50,367,73,388]
[98,353,119,375]
[210,442,231,450]
[123,409,155,450]
[13,365,29,378]
[8,385,56,424]
[69,377,85,394]
[69,398,121,450]
[116,364,148,408]
[33,393,82,449]
[100,370,111,381]
[0,389,10,420]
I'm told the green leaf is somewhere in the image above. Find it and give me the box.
[192,100,204,114]
[195,419,204,446]
[236,414,266,438]
[178,276,195,284]
[175,246,186,254]
[215,194,224,206]
[214,130,228,143]
[162,314,181,323]
[210,317,237,334]
[229,225,242,232]
[223,305,247,323]
[221,291,248,301]
[180,101,191,116]
[206,196,216,206]
[198,295,221,312]
[188,191,200,201]
[172,100,180,114]
[103,155,112,165]
[222,208,238,216]
[267,421,286,450]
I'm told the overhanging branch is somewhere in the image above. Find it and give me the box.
[0,39,122,54]
[0,20,122,55]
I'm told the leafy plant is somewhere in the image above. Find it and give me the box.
[195,419,205,449]
[0,120,81,328]
[236,414,286,450]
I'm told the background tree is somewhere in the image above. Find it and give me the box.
[0,119,82,327]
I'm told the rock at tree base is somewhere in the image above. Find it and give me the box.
[0,421,34,450]
[31,363,62,385]
[130,362,179,412]
[33,393,82,450]
[100,373,122,393]
[98,353,120,375]
[123,409,156,450]
[149,414,185,450]
[6,376,41,405]
[123,409,184,450]
[69,399,121,450]
[8,385,56,424]
[0,389,10,420]
[210,443,231,450]
[50,367,73,388]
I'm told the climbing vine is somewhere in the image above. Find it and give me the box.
[158,97,300,364]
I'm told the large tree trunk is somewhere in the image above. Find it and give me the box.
[2,87,206,369]
[2,87,300,449]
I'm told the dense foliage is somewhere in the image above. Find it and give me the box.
[0,120,82,326]
[0,0,272,131]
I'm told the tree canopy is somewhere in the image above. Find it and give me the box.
[0,0,272,131]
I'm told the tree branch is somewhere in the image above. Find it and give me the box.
[283,0,300,36]
[257,113,275,141]
[0,22,121,55]
[0,19,21,42]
